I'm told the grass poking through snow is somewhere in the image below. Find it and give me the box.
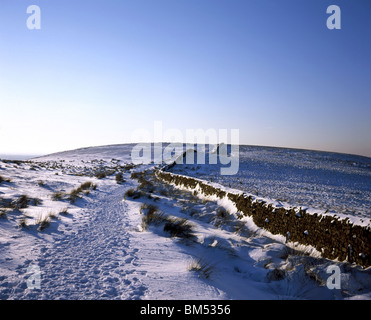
[187,258,214,279]
[163,217,196,240]
[51,191,65,201]
[124,188,143,200]
[18,216,28,229]
[0,209,7,219]
[36,215,50,231]
[51,181,97,204]
[139,203,196,240]
[35,211,58,231]
[59,207,69,215]
[0,175,12,184]
[141,209,167,231]
[115,172,125,184]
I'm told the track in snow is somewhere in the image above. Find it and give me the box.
[4,184,147,300]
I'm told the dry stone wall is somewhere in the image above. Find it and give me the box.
[156,170,371,267]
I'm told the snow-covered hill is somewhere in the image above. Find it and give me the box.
[0,144,370,300]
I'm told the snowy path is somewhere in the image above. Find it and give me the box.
[4,184,147,300]
[2,181,226,300]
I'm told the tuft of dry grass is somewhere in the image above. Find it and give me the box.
[163,217,196,239]
[94,172,107,179]
[18,216,28,229]
[115,172,125,184]
[94,169,115,179]
[68,189,81,204]
[59,207,69,215]
[9,195,43,209]
[187,258,214,279]
[266,268,286,281]
[124,188,143,200]
[0,175,12,184]
[141,209,168,231]
[130,172,143,180]
[37,180,46,187]
[51,191,65,201]
[50,181,97,204]
[140,203,158,215]
[15,195,31,209]
[48,211,59,220]
[138,179,155,192]
[0,209,7,219]
[139,205,195,240]
[31,197,43,206]
[35,213,52,231]
[77,181,95,191]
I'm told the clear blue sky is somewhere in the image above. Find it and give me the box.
[0,0,370,157]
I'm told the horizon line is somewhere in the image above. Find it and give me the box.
[2,142,370,160]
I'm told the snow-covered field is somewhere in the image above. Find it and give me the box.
[169,145,371,226]
[0,144,370,300]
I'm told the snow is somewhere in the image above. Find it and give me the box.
[0,144,370,300]
[167,145,371,227]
